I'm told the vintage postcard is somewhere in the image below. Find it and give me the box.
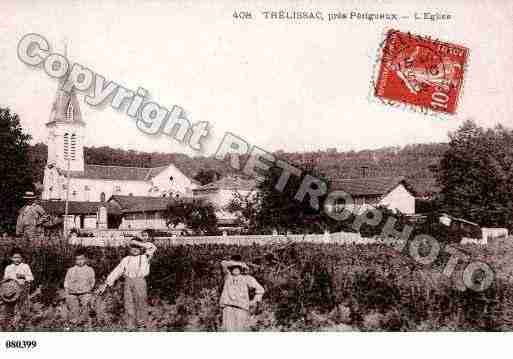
[0,0,512,358]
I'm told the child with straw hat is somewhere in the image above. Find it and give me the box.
[96,238,156,330]
[1,248,34,329]
[219,255,265,331]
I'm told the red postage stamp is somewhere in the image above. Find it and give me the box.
[374,30,468,115]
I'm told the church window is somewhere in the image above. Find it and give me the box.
[66,102,73,122]
[70,134,77,160]
[63,133,69,160]
[100,192,106,202]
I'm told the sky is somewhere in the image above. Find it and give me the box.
[1,0,512,157]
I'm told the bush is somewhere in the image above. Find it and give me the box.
[0,237,511,331]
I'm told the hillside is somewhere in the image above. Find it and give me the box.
[278,143,447,196]
[28,142,447,196]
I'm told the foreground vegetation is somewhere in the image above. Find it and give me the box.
[2,237,513,331]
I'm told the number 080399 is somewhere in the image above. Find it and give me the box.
[5,340,37,349]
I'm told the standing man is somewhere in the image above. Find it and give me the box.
[16,191,48,242]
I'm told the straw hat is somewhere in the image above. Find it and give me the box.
[0,279,22,303]
[228,262,249,273]
[22,191,36,200]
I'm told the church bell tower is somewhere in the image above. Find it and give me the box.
[46,87,85,173]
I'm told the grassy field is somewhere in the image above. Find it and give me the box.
[1,237,513,331]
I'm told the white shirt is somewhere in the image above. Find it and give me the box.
[64,265,95,294]
[4,263,34,284]
[105,242,156,286]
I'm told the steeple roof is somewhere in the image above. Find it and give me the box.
[46,87,85,127]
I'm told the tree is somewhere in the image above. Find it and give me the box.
[435,120,513,229]
[193,169,221,186]
[226,191,259,233]
[27,142,48,184]
[0,108,34,233]
[254,163,330,234]
[165,198,219,235]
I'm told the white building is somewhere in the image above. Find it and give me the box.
[193,176,257,226]
[105,195,168,230]
[193,176,257,208]
[329,176,416,214]
[42,87,197,202]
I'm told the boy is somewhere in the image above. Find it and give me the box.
[1,249,34,328]
[64,250,95,325]
[220,255,265,331]
[140,229,153,241]
[96,239,156,330]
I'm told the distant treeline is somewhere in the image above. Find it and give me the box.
[28,142,447,196]
[27,143,238,183]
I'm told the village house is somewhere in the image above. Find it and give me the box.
[193,176,257,207]
[102,177,257,231]
[41,195,191,231]
[329,176,417,214]
[193,176,257,226]
[107,195,182,230]
[40,200,118,230]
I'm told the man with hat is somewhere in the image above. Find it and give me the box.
[16,191,48,242]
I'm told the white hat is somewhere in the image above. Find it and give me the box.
[23,191,36,200]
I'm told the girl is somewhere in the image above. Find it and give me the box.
[219,255,264,331]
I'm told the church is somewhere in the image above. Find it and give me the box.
[41,86,198,229]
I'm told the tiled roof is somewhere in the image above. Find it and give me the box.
[409,178,440,197]
[108,195,195,213]
[144,166,169,180]
[329,176,415,197]
[194,176,257,192]
[58,164,168,181]
[41,200,121,215]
